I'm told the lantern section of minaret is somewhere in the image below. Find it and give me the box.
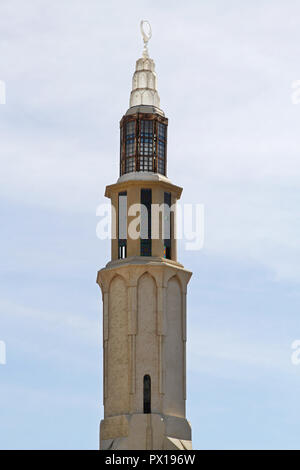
[97,21,193,450]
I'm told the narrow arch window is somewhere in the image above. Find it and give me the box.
[118,192,127,259]
[164,192,171,259]
[143,375,151,414]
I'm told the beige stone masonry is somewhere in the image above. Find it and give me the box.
[97,257,192,449]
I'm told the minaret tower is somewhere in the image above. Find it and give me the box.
[97,21,193,450]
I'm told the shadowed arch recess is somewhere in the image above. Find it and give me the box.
[136,273,159,413]
[107,275,129,415]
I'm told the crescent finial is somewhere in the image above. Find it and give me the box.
[140,20,152,58]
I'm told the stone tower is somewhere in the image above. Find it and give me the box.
[97,21,193,450]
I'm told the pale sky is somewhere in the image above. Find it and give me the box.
[1,0,300,449]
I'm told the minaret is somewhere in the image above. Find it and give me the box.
[97,21,193,450]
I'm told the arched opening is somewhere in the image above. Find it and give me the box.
[143,374,151,414]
